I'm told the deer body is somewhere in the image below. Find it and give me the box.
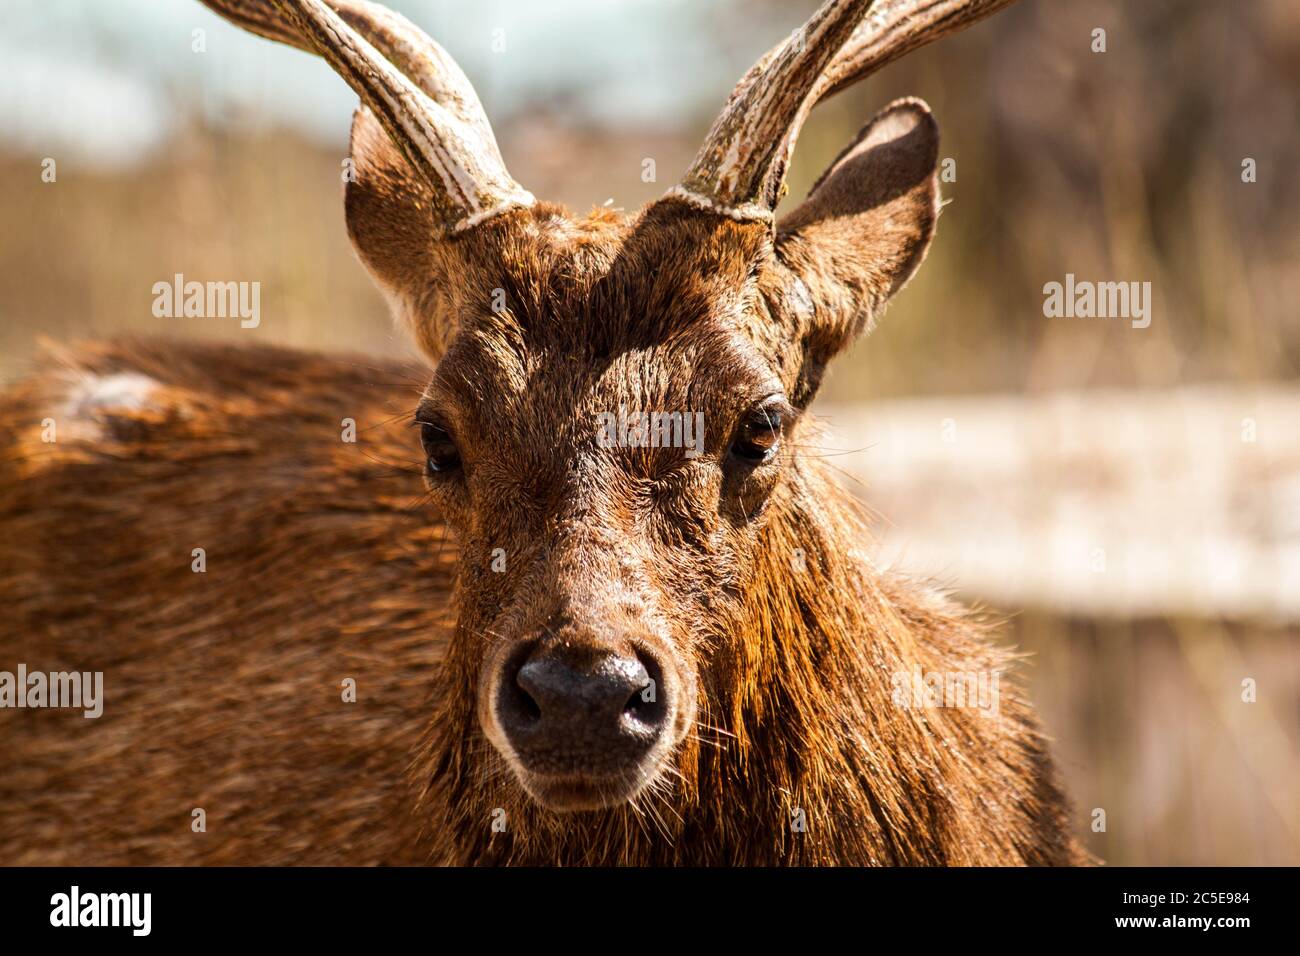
[0,342,446,864]
[0,337,1077,865]
[0,0,1084,864]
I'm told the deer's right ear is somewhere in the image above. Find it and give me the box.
[773,98,940,366]
[344,107,444,359]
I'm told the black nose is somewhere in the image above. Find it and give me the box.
[497,643,669,774]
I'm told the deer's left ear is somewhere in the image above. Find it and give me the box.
[772,97,940,366]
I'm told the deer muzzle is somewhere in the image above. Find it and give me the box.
[488,636,679,811]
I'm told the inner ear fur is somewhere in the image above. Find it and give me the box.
[344,107,437,302]
[773,97,941,361]
[344,106,453,360]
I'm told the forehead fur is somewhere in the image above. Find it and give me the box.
[452,202,773,346]
[428,201,787,424]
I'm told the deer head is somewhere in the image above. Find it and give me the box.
[199,0,1015,818]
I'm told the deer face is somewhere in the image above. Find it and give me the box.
[399,109,937,808]
[406,211,793,808]
[199,0,980,812]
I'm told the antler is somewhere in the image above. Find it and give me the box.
[198,0,533,234]
[668,0,1017,221]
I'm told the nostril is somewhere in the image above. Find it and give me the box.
[622,648,668,730]
[513,681,542,721]
[498,642,542,731]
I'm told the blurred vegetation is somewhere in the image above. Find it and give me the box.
[0,0,1296,865]
[1018,614,1300,866]
[2,0,1297,398]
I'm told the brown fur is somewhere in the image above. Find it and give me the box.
[0,95,1084,864]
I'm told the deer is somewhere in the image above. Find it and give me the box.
[0,0,1086,865]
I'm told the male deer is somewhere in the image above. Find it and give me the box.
[0,0,1084,865]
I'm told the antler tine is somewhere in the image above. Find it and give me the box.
[202,1,493,142]
[670,0,1018,222]
[668,0,871,221]
[814,0,1018,104]
[198,0,533,235]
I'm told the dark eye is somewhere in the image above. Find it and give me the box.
[418,420,461,475]
[729,406,783,464]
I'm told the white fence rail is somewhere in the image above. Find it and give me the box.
[817,387,1300,620]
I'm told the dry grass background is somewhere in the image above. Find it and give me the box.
[1,0,1297,864]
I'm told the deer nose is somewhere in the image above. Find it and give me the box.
[497,643,669,774]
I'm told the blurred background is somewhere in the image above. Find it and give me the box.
[1,0,1296,864]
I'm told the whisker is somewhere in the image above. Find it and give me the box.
[695,721,738,740]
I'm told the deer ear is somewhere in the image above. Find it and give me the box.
[774,97,940,360]
[344,107,443,358]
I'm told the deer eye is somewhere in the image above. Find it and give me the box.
[418,420,461,475]
[729,406,784,464]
